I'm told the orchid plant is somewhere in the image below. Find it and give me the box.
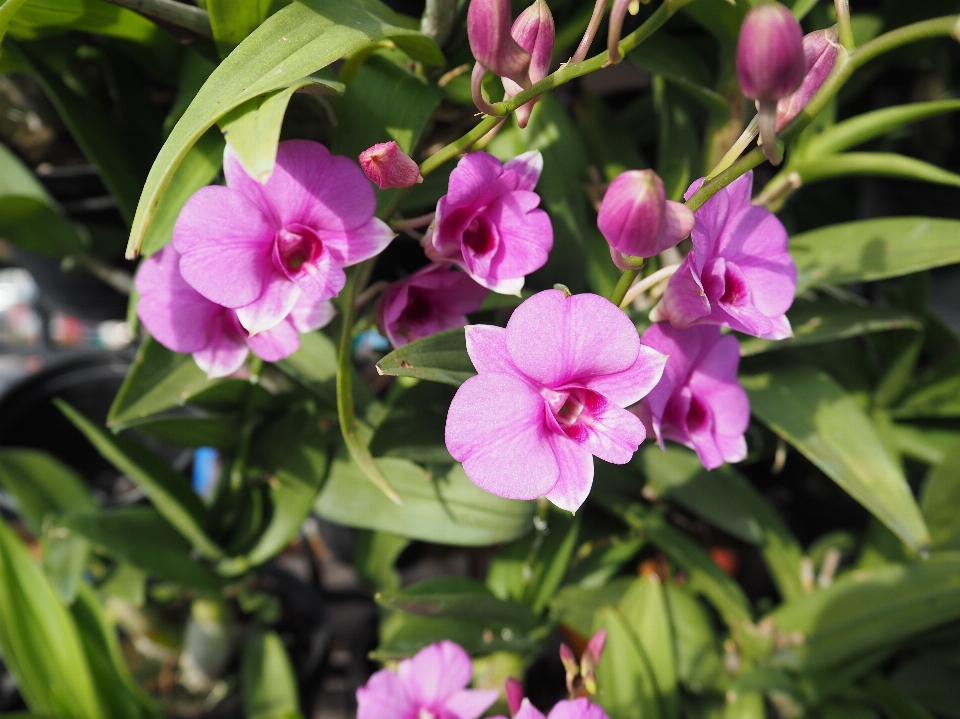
[1,0,960,718]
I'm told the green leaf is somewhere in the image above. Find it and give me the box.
[219,79,342,185]
[276,329,340,406]
[596,495,752,629]
[663,583,727,693]
[592,605,662,719]
[618,575,679,719]
[794,152,960,189]
[70,583,163,719]
[893,351,960,419]
[244,407,329,567]
[0,0,29,43]
[0,449,95,534]
[738,296,922,356]
[376,577,541,631]
[803,100,960,157]
[353,530,408,591]
[121,414,242,450]
[57,401,223,559]
[641,444,805,602]
[370,382,456,463]
[0,517,103,719]
[208,0,271,55]
[315,454,533,546]
[630,34,726,115]
[740,359,930,553]
[241,632,304,719]
[920,440,960,550]
[791,218,960,294]
[0,141,49,201]
[653,78,702,202]
[108,336,213,429]
[766,554,960,670]
[126,0,441,255]
[140,129,225,257]
[376,328,474,386]
[0,197,84,257]
[12,42,144,223]
[41,530,89,605]
[890,646,960,718]
[374,609,539,660]
[575,92,648,181]
[61,507,226,591]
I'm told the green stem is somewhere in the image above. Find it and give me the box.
[608,268,640,306]
[835,0,855,50]
[335,262,402,505]
[102,0,212,36]
[229,356,264,492]
[420,117,501,177]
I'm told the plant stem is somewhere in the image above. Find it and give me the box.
[608,268,640,306]
[102,0,212,36]
[335,262,402,505]
[229,356,263,492]
[835,0,855,50]
[420,117,501,177]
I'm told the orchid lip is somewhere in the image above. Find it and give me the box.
[276,226,321,273]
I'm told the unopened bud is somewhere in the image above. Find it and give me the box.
[597,170,694,258]
[504,677,524,716]
[502,0,555,128]
[358,141,423,190]
[580,629,606,697]
[775,26,840,131]
[467,0,531,87]
[736,2,805,165]
[559,642,579,695]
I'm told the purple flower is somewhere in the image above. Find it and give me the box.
[597,170,694,260]
[424,151,553,295]
[500,0,555,128]
[356,640,498,719]
[445,290,666,512]
[637,323,749,470]
[376,263,489,348]
[359,141,423,189]
[775,26,841,131]
[173,139,393,336]
[136,246,334,378]
[656,172,796,340]
[736,1,805,164]
[492,698,610,719]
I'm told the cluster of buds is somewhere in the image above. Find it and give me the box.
[736,1,806,165]
[597,169,694,268]
[468,0,555,127]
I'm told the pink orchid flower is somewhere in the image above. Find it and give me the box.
[424,151,553,295]
[376,263,489,348]
[445,290,666,512]
[356,640,498,719]
[492,698,610,719]
[174,139,393,336]
[637,323,749,470]
[136,246,334,378]
[655,171,796,340]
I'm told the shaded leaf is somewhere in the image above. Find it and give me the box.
[794,152,960,189]
[592,605,661,719]
[920,440,960,550]
[376,328,475,386]
[241,631,304,719]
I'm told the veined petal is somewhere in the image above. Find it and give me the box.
[515,699,548,719]
[547,699,610,719]
[445,152,507,211]
[561,390,646,465]
[173,185,275,308]
[446,373,559,500]
[657,257,711,329]
[465,325,528,381]
[235,273,300,336]
[321,217,395,267]
[289,296,336,333]
[356,668,415,719]
[399,641,472,708]
[483,197,552,285]
[502,150,543,192]
[445,690,501,719]
[245,315,300,362]
[544,433,594,512]
[506,290,640,388]
[192,333,249,379]
[582,345,667,408]
[276,240,348,303]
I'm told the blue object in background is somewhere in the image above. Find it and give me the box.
[192,447,220,498]
[353,328,390,362]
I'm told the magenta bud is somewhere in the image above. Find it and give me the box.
[559,643,578,675]
[504,678,524,716]
[775,26,840,131]
[583,629,607,667]
[736,2,805,165]
[736,2,805,103]
[505,0,555,127]
[597,170,695,258]
[358,141,422,190]
[468,0,531,87]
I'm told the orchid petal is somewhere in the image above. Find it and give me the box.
[445,690,501,719]
[356,668,415,719]
[399,640,473,707]
[235,273,300,336]
[543,433,594,512]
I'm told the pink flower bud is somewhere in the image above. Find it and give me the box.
[775,26,840,131]
[358,141,422,190]
[583,629,607,668]
[736,2,805,165]
[505,677,525,716]
[597,170,694,259]
[468,0,531,87]
[502,0,555,128]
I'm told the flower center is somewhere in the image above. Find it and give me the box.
[418,710,437,719]
[462,214,498,256]
[401,292,433,324]
[542,387,604,442]
[719,262,749,306]
[686,394,710,433]
[276,226,321,272]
